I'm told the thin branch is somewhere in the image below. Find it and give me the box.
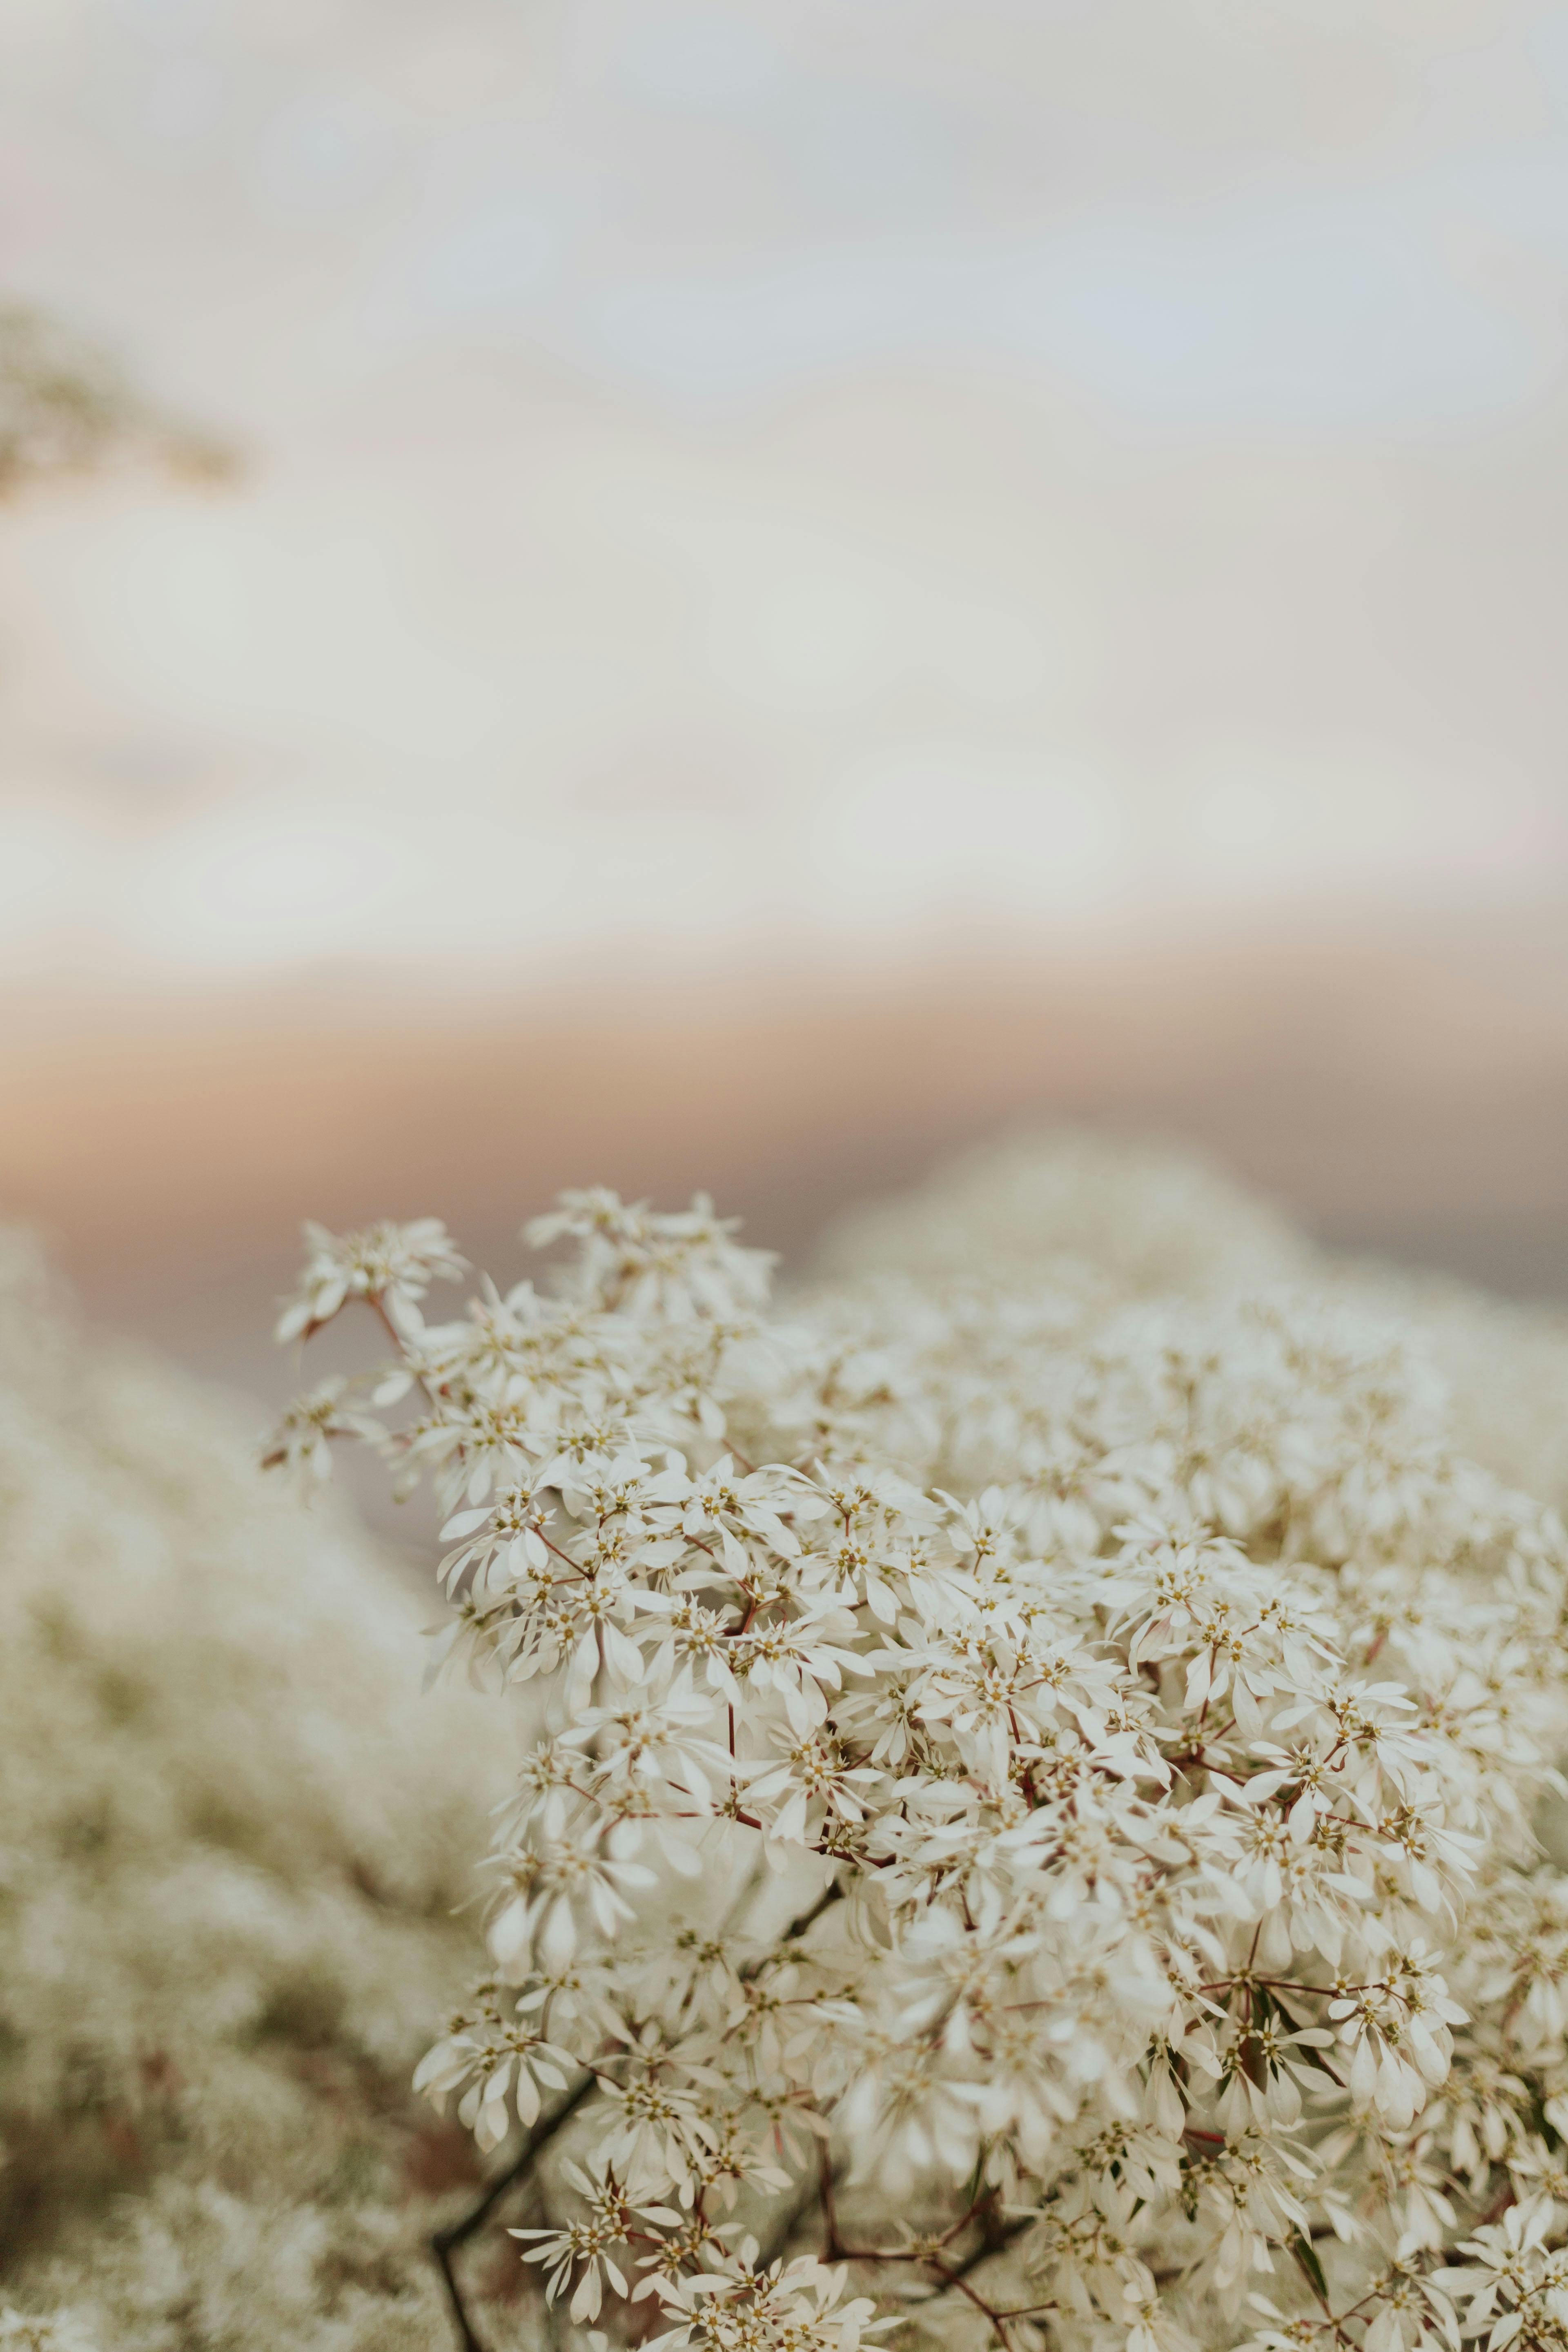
[432,2070,596,2352]
[778,1877,845,1947]
[755,2161,844,2271]
[824,2148,1033,2352]
[948,2216,1032,2281]
[431,1862,844,2344]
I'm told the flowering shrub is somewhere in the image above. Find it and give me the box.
[0,1231,516,2349]
[267,1160,1568,2352]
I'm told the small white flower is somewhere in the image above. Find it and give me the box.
[275,1216,465,1341]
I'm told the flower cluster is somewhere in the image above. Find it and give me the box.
[268,1167,1568,2352]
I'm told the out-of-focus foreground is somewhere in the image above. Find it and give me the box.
[0,1231,521,2348]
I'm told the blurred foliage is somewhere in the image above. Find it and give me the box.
[0,303,236,497]
[0,1233,527,2349]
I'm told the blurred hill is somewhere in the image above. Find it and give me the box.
[4,906,1566,1437]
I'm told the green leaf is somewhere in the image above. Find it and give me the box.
[1288,2229,1329,2305]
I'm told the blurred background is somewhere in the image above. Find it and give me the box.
[3,0,1568,1404]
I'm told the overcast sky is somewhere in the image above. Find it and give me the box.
[4,0,1568,988]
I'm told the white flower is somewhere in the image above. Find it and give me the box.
[261,1374,382,1488]
[642,2256,889,2352]
[275,1216,465,1342]
[412,1984,576,2149]
[511,2161,650,2320]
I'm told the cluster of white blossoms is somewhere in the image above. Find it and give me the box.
[267,1161,1568,2352]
